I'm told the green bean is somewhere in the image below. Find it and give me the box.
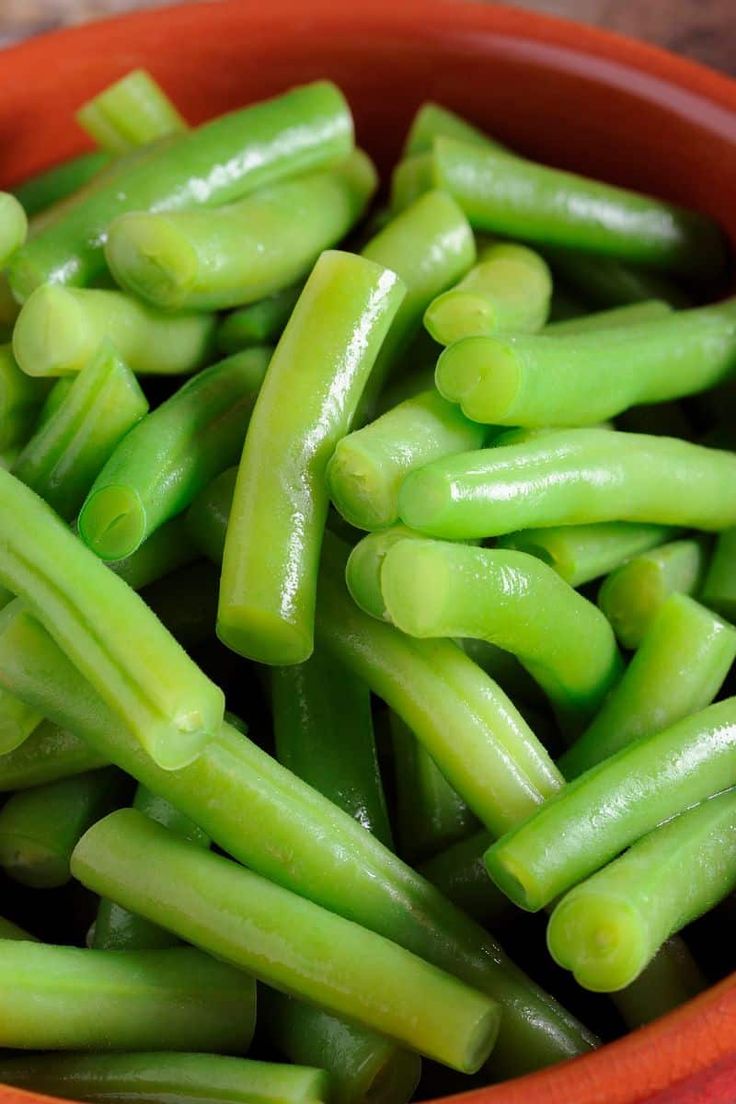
[0,687,42,756]
[497,522,675,588]
[403,102,499,157]
[0,767,125,888]
[701,527,736,621]
[186,465,236,565]
[94,784,209,952]
[0,192,28,266]
[0,602,596,1076]
[419,830,509,925]
[218,251,404,665]
[0,720,107,790]
[359,191,475,416]
[13,285,215,378]
[390,712,477,861]
[436,299,736,426]
[0,1053,330,1104]
[12,151,110,218]
[431,138,725,276]
[610,938,706,1028]
[0,940,255,1051]
[264,995,420,1104]
[598,536,709,649]
[543,299,673,335]
[390,155,435,212]
[547,787,736,991]
[380,539,621,729]
[109,514,198,591]
[77,69,187,154]
[425,243,552,344]
[0,343,49,452]
[0,916,37,940]
[79,348,270,560]
[485,696,736,911]
[561,595,736,778]
[217,285,302,352]
[398,430,736,539]
[0,476,225,770]
[74,809,500,1073]
[329,390,488,531]
[542,249,691,308]
[12,343,148,520]
[140,560,219,650]
[9,81,353,299]
[106,152,376,311]
[272,647,392,846]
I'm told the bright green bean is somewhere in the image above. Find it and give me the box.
[109,514,198,591]
[329,389,489,531]
[598,537,709,649]
[424,243,552,344]
[12,151,110,218]
[542,249,691,308]
[485,697,736,911]
[0,192,28,266]
[186,465,236,565]
[0,720,107,790]
[0,601,596,1076]
[403,102,499,157]
[217,285,302,352]
[106,152,376,311]
[346,527,444,621]
[272,647,392,846]
[547,787,736,991]
[218,250,405,665]
[419,830,508,926]
[561,595,736,778]
[77,69,187,154]
[9,81,353,299]
[497,522,675,588]
[0,767,125,888]
[610,938,706,1029]
[79,347,270,560]
[431,138,725,276]
[0,343,49,452]
[73,809,500,1073]
[701,527,736,621]
[380,539,621,729]
[12,343,148,520]
[0,476,225,770]
[543,299,673,335]
[0,941,255,1052]
[399,430,736,539]
[13,285,215,378]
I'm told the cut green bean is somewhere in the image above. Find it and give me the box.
[0,601,596,1076]
[0,343,49,452]
[217,285,302,352]
[109,514,198,591]
[12,151,110,218]
[77,69,187,154]
[381,539,621,729]
[425,243,552,344]
[598,537,709,649]
[390,155,435,213]
[73,809,500,1073]
[436,299,736,426]
[498,522,675,588]
[419,830,509,926]
[543,299,673,335]
[0,720,107,791]
[329,389,489,531]
[431,138,725,276]
[561,595,736,777]
[403,102,499,157]
[0,476,225,770]
[186,466,237,565]
[0,1052,330,1104]
[272,647,392,846]
[0,192,28,266]
[701,527,736,621]
[0,940,255,1051]
[13,285,215,378]
[547,787,736,991]
[610,938,706,1029]
[347,527,436,620]
[485,697,736,911]
[9,81,353,299]
[399,430,736,539]
[106,152,376,311]
[12,343,148,520]
[0,687,42,756]
[218,251,405,665]
[0,766,124,888]
[359,191,475,416]
[543,249,691,308]
[80,347,270,560]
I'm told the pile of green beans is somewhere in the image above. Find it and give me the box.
[0,66,734,1104]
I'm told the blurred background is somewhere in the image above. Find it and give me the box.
[0,0,734,76]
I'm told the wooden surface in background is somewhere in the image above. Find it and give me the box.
[0,0,735,75]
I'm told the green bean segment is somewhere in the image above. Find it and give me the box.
[0,720,107,790]
[80,347,270,560]
[0,343,50,452]
[543,299,673,335]
[701,527,736,621]
[0,192,28,266]
[398,430,736,539]
[485,697,736,911]
[403,103,499,157]
[106,152,376,311]
[547,788,736,991]
[217,285,302,352]
[12,151,110,218]
[561,595,736,778]
[77,69,187,154]
[218,251,405,665]
[390,155,434,213]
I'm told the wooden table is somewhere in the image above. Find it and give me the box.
[1,0,735,76]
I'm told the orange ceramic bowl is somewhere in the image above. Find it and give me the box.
[1,2,736,1102]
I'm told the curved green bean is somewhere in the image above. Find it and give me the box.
[0,720,107,791]
[77,69,187,154]
[0,192,28,266]
[12,151,110,218]
[701,527,736,621]
[0,343,49,452]
[403,102,498,157]
[217,285,301,352]
[543,299,673,335]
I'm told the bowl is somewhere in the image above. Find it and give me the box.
[1,1,736,1102]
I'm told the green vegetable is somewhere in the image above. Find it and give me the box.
[0,192,28,267]
[0,343,50,452]
[186,466,236,565]
[77,69,187,154]
[403,102,500,157]
[701,527,736,621]
[0,720,107,791]
[217,285,302,352]
[390,155,434,213]
[12,151,110,218]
